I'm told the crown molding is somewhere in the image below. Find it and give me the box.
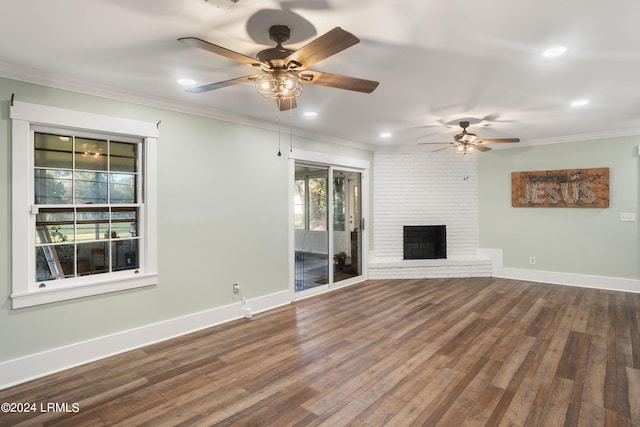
[6,61,635,152]
[523,128,640,146]
[0,61,373,152]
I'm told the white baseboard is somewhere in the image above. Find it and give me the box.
[479,248,640,293]
[4,251,638,390]
[0,290,291,390]
[495,267,640,293]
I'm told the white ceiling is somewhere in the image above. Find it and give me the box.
[2,0,640,149]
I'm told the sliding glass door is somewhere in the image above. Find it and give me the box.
[333,169,362,283]
[293,162,363,293]
[294,165,329,291]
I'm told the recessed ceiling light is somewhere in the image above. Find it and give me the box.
[570,99,589,107]
[542,46,567,58]
[177,78,196,86]
[380,132,392,138]
[303,111,318,117]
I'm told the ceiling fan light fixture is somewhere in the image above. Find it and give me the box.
[255,71,303,99]
[454,142,475,154]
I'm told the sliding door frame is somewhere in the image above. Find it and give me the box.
[288,149,369,300]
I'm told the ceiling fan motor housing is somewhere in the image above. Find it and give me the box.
[269,25,291,44]
[256,26,296,69]
[256,47,295,67]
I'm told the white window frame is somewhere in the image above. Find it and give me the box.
[11,101,158,308]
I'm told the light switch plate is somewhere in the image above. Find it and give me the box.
[620,212,636,222]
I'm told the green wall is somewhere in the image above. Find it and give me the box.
[0,77,373,362]
[479,136,639,279]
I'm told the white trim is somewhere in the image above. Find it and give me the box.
[480,248,640,293]
[11,119,31,299]
[289,148,370,170]
[524,128,640,147]
[5,63,640,152]
[288,159,296,295]
[11,273,158,309]
[10,101,158,138]
[0,290,291,390]
[10,101,159,308]
[144,137,159,274]
[1,64,372,151]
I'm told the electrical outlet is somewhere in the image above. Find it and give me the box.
[233,283,239,293]
[529,256,536,265]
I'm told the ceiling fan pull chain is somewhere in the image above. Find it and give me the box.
[289,102,293,153]
[277,109,282,157]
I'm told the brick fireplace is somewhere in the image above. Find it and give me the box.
[369,149,491,279]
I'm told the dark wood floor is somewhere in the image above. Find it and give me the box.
[1,277,639,426]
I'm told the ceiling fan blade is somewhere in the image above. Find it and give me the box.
[178,37,266,69]
[432,146,451,152]
[185,75,260,93]
[479,138,520,144]
[474,144,492,152]
[277,97,297,111]
[300,70,378,93]
[284,27,359,70]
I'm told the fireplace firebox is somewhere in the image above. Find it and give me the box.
[403,225,446,260]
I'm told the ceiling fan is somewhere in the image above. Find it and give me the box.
[420,121,520,153]
[178,25,379,111]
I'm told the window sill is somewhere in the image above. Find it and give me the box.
[11,272,158,309]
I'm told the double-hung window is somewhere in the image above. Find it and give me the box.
[11,101,158,308]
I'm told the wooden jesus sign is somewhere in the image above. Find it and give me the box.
[511,168,609,207]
